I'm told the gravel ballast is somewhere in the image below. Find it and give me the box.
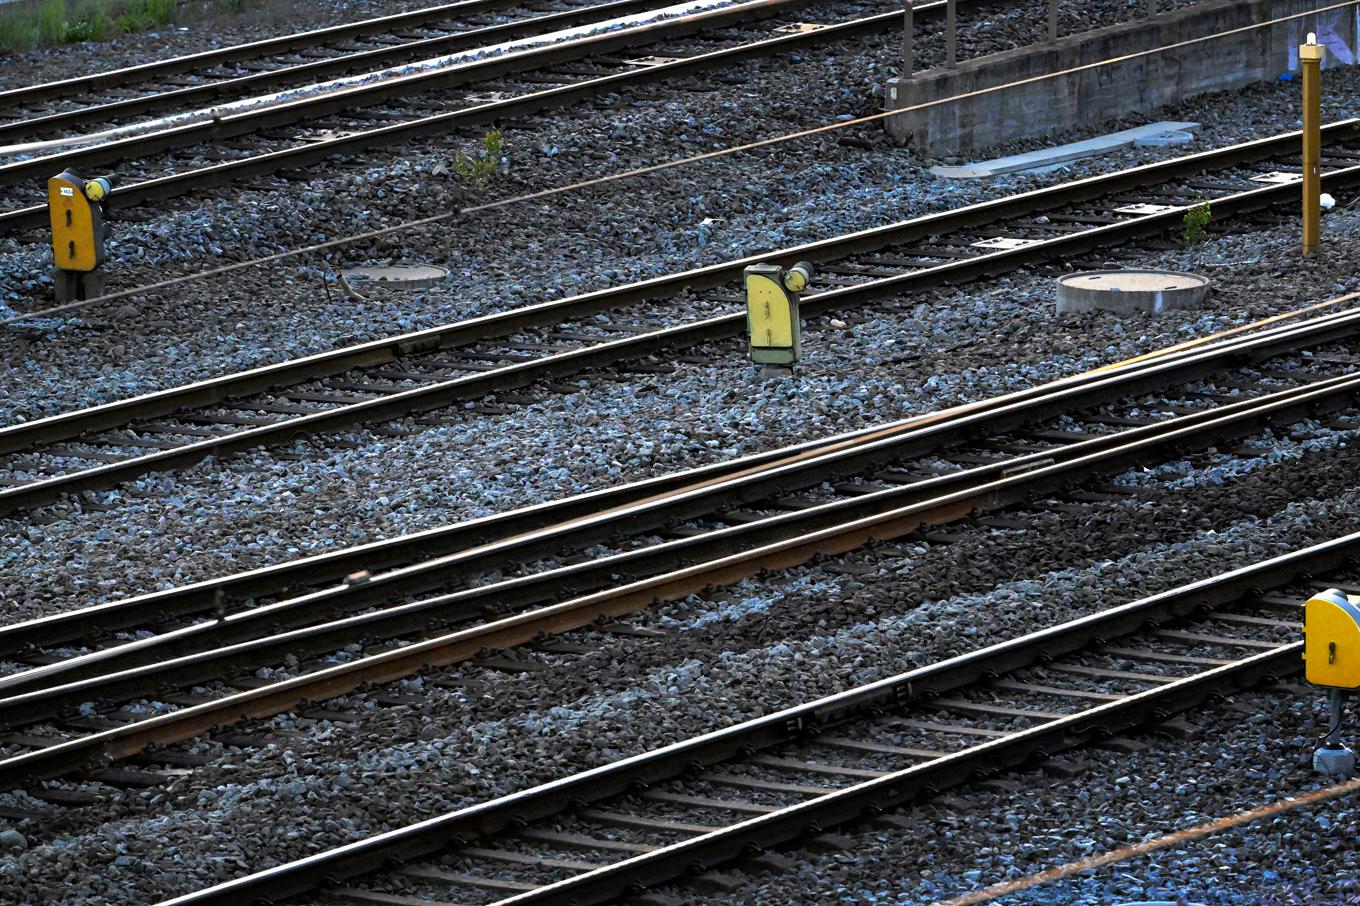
[0,0,1341,422]
[3,402,1360,904]
[705,684,1358,906]
[1,6,1357,903]
[5,203,1359,622]
[0,0,462,92]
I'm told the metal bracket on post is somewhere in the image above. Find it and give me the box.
[945,0,956,67]
[1316,688,1357,775]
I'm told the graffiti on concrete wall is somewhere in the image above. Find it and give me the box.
[1286,5,1359,68]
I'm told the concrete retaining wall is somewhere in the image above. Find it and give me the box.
[885,0,1359,154]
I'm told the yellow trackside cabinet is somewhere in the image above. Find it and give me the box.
[48,171,106,272]
[1304,589,1360,689]
[744,261,812,366]
[47,171,111,303]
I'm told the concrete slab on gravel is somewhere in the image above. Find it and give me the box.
[930,122,1201,179]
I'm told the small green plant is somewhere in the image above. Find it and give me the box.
[147,0,176,22]
[37,0,67,44]
[451,129,505,189]
[210,0,249,15]
[0,11,40,50]
[1183,196,1212,246]
[0,0,185,52]
[63,3,108,42]
[117,0,176,33]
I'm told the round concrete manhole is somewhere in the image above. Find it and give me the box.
[1057,269,1211,315]
[340,264,450,290]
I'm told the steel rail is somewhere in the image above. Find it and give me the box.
[0,366,1353,783]
[4,293,1345,661]
[0,428,875,648]
[0,0,826,190]
[1,128,1356,515]
[151,532,1337,905]
[3,367,1349,704]
[0,368,1336,694]
[0,0,1006,233]
[4,302,1356,684]
[0,0,691,144]
[492,648,1298,906]
[10,117,1337,451]
[0,0,610,108]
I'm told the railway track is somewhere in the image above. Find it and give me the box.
[0,0,709,144]
[3,121,1360,515]
[1,307,1358,793]
[152,534,1343,906]
[0,0,685,112]
[0,0,910,228]
[4,299,1358,668]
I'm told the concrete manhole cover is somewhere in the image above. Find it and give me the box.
[340,264,450,290]
[1057,269,1211,315]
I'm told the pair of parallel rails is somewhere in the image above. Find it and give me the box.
[2,294,1358,796]
[4,122,1360,515]
[0,0,948,229]
[155,529,1351,905]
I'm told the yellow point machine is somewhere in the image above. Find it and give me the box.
[1303,588,1360,775]
[48,170,112,303]
[744,260,813,366]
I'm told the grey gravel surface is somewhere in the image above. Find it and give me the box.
[0,0,458,91]
[4,399,1360,904]
[0,8,1354,902]
[4,199,1359,623]
[0,0,1202,93]
[704,685,1359,905]
[0,0,1329,422]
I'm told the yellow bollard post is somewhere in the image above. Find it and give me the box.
[1301,32,1325,256]
[47,170,111,303]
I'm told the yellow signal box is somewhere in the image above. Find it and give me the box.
[1303,588,1360,776]
[47,170,111,303]
[1305,589,1360,689]
[745,261,813,366]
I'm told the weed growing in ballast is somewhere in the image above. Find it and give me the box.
[1183,197,1212,246]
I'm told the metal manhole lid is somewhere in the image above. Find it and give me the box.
[341,264,450,290]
